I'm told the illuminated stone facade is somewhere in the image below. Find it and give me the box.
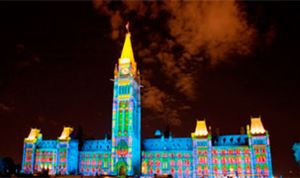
[21,28,273,177]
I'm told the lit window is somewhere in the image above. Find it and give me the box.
[185,168,190,175]
[214,166,218,173]
[142,161,147,174]
[162,161,168,169]
[170,160,175,166]
[185,160,190,166]
[197,166,202,174]
[212,158,218,164]
[149,168,153,174]
[156,168,160,174]
[177,160,182,166]
[178,168,182,174]
[156,160,160,166]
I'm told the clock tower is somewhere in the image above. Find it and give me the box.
[111,24,141,176]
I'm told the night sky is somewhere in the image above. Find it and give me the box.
[0,1,300,176]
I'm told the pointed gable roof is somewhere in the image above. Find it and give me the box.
[250,116,266,135]
[58,127,74,141]
[25,128,42,143]
[192,120,209,138]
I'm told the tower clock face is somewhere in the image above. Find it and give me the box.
[121,68,129,75]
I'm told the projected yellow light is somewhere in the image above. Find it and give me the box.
[25,128,41,143]
[58,127,74,141]
[119,58,130,64]
[192,120,208,138]
[250,117,266,134]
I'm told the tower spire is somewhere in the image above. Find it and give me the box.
[126,21,130,33]
[119,22,135,65]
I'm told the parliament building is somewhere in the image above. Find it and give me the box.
[21,27,273,177]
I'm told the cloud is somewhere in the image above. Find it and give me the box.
[142,80,182,126]
[165,1,255,64]
[15,43,42,69]
[0,103,13,112]
[110,11,123,40]
[156,50,196,99]
[142,83,167,113]
[92,0,267,126]
[93,1,255,61]
[36,115,59,127]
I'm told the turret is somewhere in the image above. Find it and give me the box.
[111,22,141,176]
[191,120,209,138]
[191,120,212,178]
[247,117,273,177]
[22,128,42,174]
[57,127,78,175]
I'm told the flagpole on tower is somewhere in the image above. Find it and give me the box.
[126,22,130,33]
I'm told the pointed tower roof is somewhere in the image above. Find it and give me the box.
[250,116,266,135]
[58,127,74,141]
[25,128,42,143]
[119,22,135,65]
[192,120,209,138]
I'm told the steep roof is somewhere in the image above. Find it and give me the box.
[58,127,73,141]
[192,120,209,138]
[250,117,266,135]
[25,128,42,143]
[119,23,135,66]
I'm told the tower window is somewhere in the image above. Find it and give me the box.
[119,85,130,95]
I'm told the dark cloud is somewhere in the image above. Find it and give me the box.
[92,0,268,126]
[0,103,13,112]
[15,44,41,69]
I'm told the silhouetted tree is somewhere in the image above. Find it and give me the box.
[164,125,170,138]
[0,156,15,176]
[293,142,300,166]
[75,125,84,151]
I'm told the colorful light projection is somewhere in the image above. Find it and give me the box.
[210,147,252,176]
[25,128,42,143]
[192,121,212,177]
[79,152,111,176]
[22,128,43,174]
[22,146,34,174]
[58,127,73,141]
[21,24,273,178]
[57,147,67,174]
[21,127,78,175]
[111,24,141,176]
[141,152,193,177]
[34,148,57,175]
[250,117,266,135]
[248,117,273,177]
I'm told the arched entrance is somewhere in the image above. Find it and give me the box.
[115,160,127,176]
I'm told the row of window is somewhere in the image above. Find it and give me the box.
[211,156,251,164]
[80,153,110,158]
[143,167,192,175]
[143,159,192,167]
[35,151,56,156]
[143,153,191,158]
[79,167,109,175]
[211,149,251,155]
[35,157,56,162]
[80,159,109,165]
